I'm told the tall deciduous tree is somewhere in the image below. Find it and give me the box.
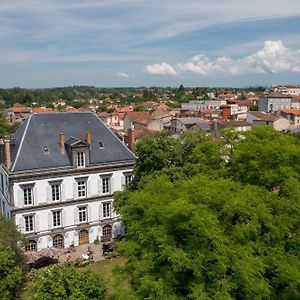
[228,126,300,192]
[32,265,107,300]
[116,175,300,299]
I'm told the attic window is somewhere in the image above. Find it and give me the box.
[43,145,49,154]
[98,141,104,149]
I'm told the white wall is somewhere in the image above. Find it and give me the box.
[13,167,133,249]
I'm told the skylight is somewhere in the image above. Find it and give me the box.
[98,141,104,149]
[43,145,49,153]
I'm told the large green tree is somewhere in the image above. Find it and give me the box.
[116,175,300,299]
[228,126,300,192]
[31,265,107,300]
[0,215,26,299]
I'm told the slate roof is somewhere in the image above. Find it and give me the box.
[248,111,280,121]
[9,112,136,173]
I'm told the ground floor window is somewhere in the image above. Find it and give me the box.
[53,234,64,248]
[25,240,37,252]
[79,229,89,244]
[102,225,112,238]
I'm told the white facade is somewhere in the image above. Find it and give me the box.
[6,165,133,250]
[182,100,226,111]
[0,112,136,251]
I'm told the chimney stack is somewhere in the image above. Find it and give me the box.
[221,105,231,121]
[128,124,135,150]
[86,131,91,144]
[4,140,11,169]
[59,133,65,153]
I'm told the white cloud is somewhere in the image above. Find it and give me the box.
[144,62,177,76]
[117,72,130,78]
[147,40,300,77]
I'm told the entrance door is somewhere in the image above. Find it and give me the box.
[79,229,89,244]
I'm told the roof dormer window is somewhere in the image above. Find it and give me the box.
[77,151,85,168]
[98,141,104,149]
[43,145,49,154]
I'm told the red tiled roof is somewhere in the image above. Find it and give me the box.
[281,109,300,115]
[12,107,31,113]
[134,128,157,140]
[124,111,153,125]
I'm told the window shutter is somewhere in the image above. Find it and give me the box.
[88,205,92,222]
[46,185,51,203]
[33,187,38,205]
[98,178,102,196]
[48,212,52,230]
[87,180,91,198]
[62,209,66,227]
[61,184,65,201]
[110,177,114,194]
[35,214,39,232]
[73,182,77,199]
[74,207,79,224]
[111,202,117,218]
[18,217,24,233]
[121,176,125,191]
[99,204,103,220]
[17,189,24,208]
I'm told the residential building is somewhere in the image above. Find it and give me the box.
[258,93,292,113]
[0,112,136,250]
[171,117,205,133]
[246,111,291,131]
[280,109,300,125]
[181,100,226,111]
[213,120,252,137]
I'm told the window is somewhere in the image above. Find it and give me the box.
[102,177,111,194]
[77,181,86,198]
[102,225,112,238]
[98,141,104,149]
[53,234,64,248]
[52,211,62,227]
[78,206,87,223]
[25,240,37,251]
[23,188,33,206]
[51,184,61,201]
[103,202,111,218]
[24,215,34,232]
[43,145,49,154]
[77,152,85,167]
[125,174,133,185]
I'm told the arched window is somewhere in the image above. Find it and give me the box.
[102,225,112,238]
[25,240,37,251]
[53,234,64,248]
[79,229,89,244]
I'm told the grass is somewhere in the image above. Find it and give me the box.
[19,256,128,299]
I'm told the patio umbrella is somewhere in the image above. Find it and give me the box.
[38,247,63,258]
[24,251,42,264]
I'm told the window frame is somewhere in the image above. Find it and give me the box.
[52,210,62,227]
[78,206,88,223]
[102,202,111,218]
[77,180,87,198]
[23,187,33,206]
[101,176,111,194]
[76,151,85,168]
[51,183,61,201]
[24,215,34,232]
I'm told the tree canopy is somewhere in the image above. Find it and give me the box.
[114,127,300,299]
[0,215,26,299]
[31,264,107,300]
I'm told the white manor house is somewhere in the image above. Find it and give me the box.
[0,112,136,251]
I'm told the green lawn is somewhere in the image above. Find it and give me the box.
[19,256,127,299]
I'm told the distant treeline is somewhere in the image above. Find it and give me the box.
[0,85,266,107]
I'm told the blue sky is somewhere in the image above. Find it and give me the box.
[1,0,300,88]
